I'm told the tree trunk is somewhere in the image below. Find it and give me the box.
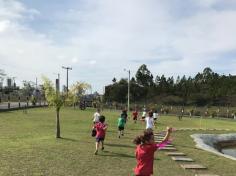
[56,108,61,138]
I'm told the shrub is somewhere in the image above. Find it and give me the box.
[194,111,201,116]
[211,111,217,118]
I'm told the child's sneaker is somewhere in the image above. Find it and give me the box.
[94,150,98,155]
[101,147,104,151]
[118,135,120,138]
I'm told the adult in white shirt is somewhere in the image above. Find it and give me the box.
[145,111,155,129]
[93,109,101,124]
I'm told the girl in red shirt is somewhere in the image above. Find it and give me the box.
[132,110,138,123]
[133,127,172,176]
[93,116,108,155]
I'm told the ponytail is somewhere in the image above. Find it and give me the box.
[133,129,154,145]
[133,135,143,145]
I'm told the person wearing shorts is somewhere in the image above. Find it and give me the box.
[93,116,108,155]
[118,115,126,138]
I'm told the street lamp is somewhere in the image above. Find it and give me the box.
[62,66,72,96]
[124,69,130,113]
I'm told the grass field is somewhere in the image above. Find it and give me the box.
[0,107,236,176]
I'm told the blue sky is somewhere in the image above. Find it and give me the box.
[0,0,236,93]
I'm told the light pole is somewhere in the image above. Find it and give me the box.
[124,69,130,112]
[62,66,72,96]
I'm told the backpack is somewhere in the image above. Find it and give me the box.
[91,128,97,137]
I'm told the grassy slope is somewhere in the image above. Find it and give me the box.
[0,108,236,176]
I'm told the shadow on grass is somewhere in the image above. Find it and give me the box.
[59,137,79,142]
[105,143,135,149]
[99,150,135,158]
[98,150,160,161]
[175,144,200,150]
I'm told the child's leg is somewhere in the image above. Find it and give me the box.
[101,140,104,150]
[95,141,99,154]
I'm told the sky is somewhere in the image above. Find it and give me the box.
[0,0,236,93]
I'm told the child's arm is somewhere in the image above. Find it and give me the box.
[155,127,172,149]
[92,124,96,129]
[152,119,155,127]
[103,124,108,130]
[161,127,172,142]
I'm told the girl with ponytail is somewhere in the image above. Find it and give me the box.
[133,127,172,176]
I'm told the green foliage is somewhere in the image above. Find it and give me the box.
[135,64,154,87]
[105,65,236,106]
[20,80,35,96]
[42,76,64,110]
[65,81,91,106]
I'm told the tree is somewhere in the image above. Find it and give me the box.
[112,77,117,83]
[42,77,92,138]
[21,80,35,96]
[42,76,64,138]
[68,81,91,107]
[135,64,154,87]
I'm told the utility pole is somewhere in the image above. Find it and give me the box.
[124,69,130,113]
[62,66,72,96]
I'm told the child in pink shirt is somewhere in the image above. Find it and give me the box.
[93,115,108,155]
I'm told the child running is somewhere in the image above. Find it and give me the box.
[120,109,128,123]
[132,109,138,123]
[153,110,158,126]
[144,111,155,129]
[117,115,126,138]
[141,109,146,120]
[93,115,108,155]
[133,127,172,176]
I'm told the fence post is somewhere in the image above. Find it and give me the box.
[18,96,21,108]
[8,95,10,109]
[27,97,29,107]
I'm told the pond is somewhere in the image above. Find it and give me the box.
[191,133,236,160]
[221,147,236,158]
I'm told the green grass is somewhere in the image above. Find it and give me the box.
[0,108,236,176]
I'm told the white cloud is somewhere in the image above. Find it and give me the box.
[71,57,78,63]
[0,20,10,32]
[195,0,219,8]
[0,0,236,92]
[89,60,96,65]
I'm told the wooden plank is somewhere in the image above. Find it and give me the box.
[180,164,207,170]
[159,147,177,151]
[155,140,163,143]
[165,152,186,156]
[166,144,174,147]
[154,134,165,136]
[171,157,194,162]
[195,174,220,176]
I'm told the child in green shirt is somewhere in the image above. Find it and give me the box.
[118,116,126,138]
